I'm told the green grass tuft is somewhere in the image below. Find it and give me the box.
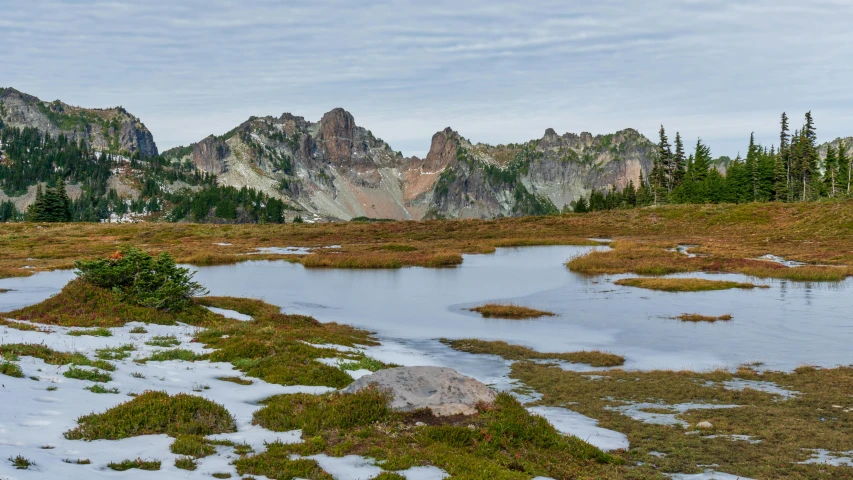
[338,355,387,373]
[106,458,161,471]
[170,434,216,458]
[86,384,120,394]
[64,391,236,440]
[139,349,206,363]
[96,344,135,360]
[217,376,253,385]
[254,387,392,436]
[67,327,112,337]
[145,335,181,347]
[64,366,112,382]
[174,456,197,470]
[8,455,33,469]
[0,361,23,378]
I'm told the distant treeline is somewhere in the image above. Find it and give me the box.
[574,112,849,212]
[0,126,290,223]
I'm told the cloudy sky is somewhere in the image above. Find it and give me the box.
[2,0,852,157]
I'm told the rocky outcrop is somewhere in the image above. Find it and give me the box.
[818,137,853,160]
[192,135,231,174]
[0,87,158,157]
[318,108,356,165]
[343,366,496,416]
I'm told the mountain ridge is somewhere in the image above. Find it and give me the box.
[0,87,158,157]
[161,106,656,220]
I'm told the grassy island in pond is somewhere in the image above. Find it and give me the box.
[444,339,625,367]
[468,303,556,319]
[614,277,765,292]
[675,313,733,323]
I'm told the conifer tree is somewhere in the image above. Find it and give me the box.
[801,112,818,201]
[673,132,686,187]
[624,180,637,206]
[825,145,838,197]
[779,112,791,201]
[839,141,851,195]
[745,133,761,201]
[691,138,711,182]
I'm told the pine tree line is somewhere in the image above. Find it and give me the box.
[576,111,850,211]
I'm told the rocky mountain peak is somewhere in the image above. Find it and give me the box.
[423,127,461,172]
[318,108,356,165]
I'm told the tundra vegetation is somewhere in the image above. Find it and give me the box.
[2,202,853,282]
[468,303,556,319]
[613,277,765,292]
[2,237,853,477]
[675,313,733,323]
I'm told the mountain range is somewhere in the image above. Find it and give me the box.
[4,87,838,222]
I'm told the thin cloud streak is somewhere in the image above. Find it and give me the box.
[1,0,851,157]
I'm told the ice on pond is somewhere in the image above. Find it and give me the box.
[249,245,342,255]
[204,305,253,321]
[606,402,741,426]
[251,246,315,255]
[10,246,853,372]
[528,406,629,451]
[185,246,853,372]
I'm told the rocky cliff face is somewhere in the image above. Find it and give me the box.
[818,137,853,160]
[163,108,656,220]
[0,87,158,157]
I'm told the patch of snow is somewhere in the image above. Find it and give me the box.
[755,254,807,268]
[799,449,853,467]
[213,242,233,246]
[528,406,629,451]
[701,434,762,444]
[397,465,450,479]
[204,306,253,321]
[667,471,755,479]
[718,379,799,399]
[606,402,741,426]
[0,320,335,479]
[668,244,702,258]
[304,454,383,480]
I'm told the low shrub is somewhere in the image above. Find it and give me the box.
[74,246,207,312]
[254,387,391,435]
[64,391,236,440]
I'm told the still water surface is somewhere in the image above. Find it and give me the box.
[2,246,851,373]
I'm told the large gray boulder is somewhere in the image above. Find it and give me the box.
[343,366,496,416]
